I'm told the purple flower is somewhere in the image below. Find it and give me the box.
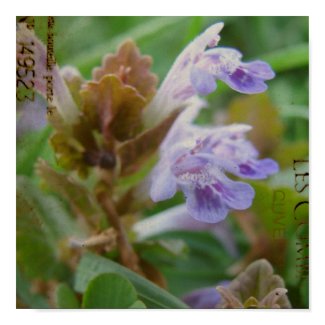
[182,282,229,309]
[149,111,278,223]
[143,22,274,127]
[146,22,277,223]
[191,48,275,95]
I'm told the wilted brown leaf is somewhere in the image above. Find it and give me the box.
[92,40,158,100]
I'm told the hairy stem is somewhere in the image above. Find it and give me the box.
[96,191,143,274]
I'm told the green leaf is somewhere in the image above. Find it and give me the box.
[141,231,234,297]
[16,267,49,308]
[17,176,85,280]
[55,283,80,309]
[74,252,188,309]
[17,126,52,176]
[36,159,103,226]
[278,105,309,120]
[129,300,147,309]
[82,273,138,309]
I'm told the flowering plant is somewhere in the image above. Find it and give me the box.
[16,16,309,309]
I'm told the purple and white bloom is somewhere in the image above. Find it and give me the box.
[146,22,277,223]
[143,22,275,127]
[149,106,279,223]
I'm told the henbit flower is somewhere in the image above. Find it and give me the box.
[143,22,275,127]
[149,109,279,223]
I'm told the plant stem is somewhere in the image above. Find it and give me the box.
[96,191,143,274]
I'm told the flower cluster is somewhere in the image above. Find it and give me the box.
[17,21,278,225]
[148,22,278,223]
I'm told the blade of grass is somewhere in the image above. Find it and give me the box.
[260,43,308,73]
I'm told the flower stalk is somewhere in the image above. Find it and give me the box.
[95,190,143,274]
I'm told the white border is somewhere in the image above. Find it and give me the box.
[3,1,325,324]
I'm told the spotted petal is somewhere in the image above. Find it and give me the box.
[195,48,275,95]
[176,157,255,223]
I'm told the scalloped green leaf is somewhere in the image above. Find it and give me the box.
[74,252,188,309]
[82,273,138,309]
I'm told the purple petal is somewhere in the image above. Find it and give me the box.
[241,60,275,80]
[181,184,229,223]
[182,286,223,309]
[171,154,255,222]
[17,95,47,138]
[181,176,255,223]
[220,67,269,94]
[190,67,217,95]
[150,159,177,202]
[237,158,279,179]
[212,178,255,210]
[171,154,212,178]
[203,47,243,66]
[198,47,275,94]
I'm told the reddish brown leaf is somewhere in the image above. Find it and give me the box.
[217,259,291,308]
[81,75,147,142]
[92,40,158,100]
[117,109,182,176]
